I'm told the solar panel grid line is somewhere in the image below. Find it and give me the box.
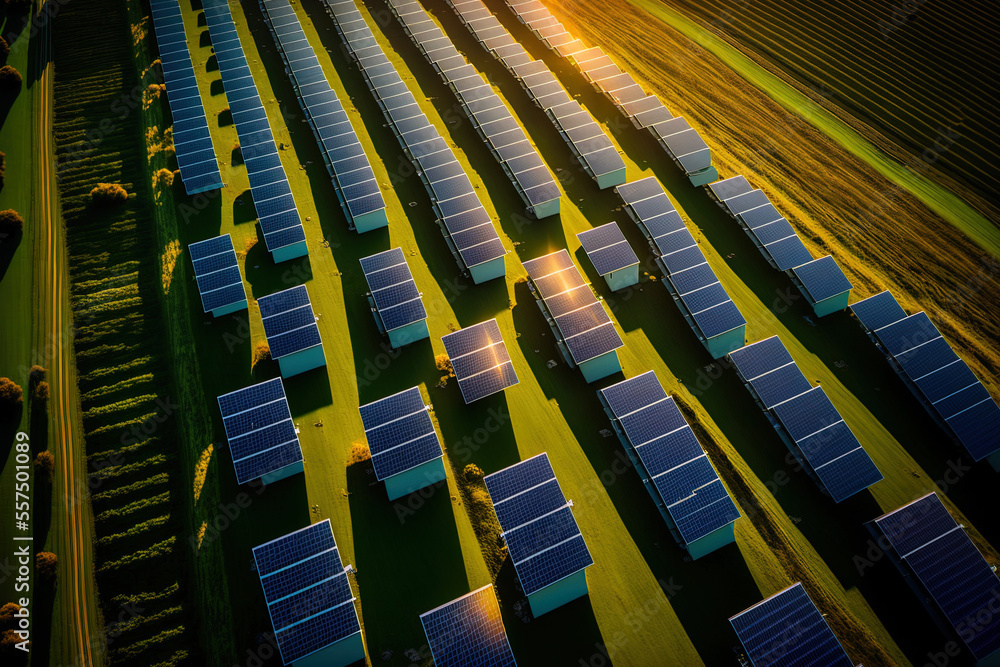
[419,585,517,667]
[256,285,324,360]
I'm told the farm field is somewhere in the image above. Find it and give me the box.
[2,0,998,666]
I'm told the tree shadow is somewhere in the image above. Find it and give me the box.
[0,226,22,280]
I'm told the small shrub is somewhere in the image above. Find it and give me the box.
[0,377,22,419]
[0,603,21,631]
[34,451,54,479]
[0,65,21,90]
[463,464,484,483]
[90,183,128,205]
[153,168,174,189]
[0,209,23,235]
[435,354,454,377]
[34,552,58,584]
[0,628,27,658]
[252,342,271,367]
[346,443,371,466]
[28,366,47,387]
[32,380,48,403]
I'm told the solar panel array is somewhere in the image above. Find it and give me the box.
[202,0,306,256]
[420,585,517,667]
[259,0,387,231]
[502,0,715,178]
[359,247,427,333]
[728,336,883,502]
[729,582,855,667]
[252,520,361,664]
[577,222,638,277]
[707,175,853,309]
[257,285,323,361]
[188,234,247,314]
[446,0,627,187]
[852,291,1000,462]
[521,250,624,366]
[600,371,740,546]
[149,0,224,195]
[322,0,506,278]
[615,177,746,345]
[484,453,593,596]
[217,378,302,485]
[384,0,560,218]
[440,319,519,404]
[873,493,1000,661]
[359,387,443,481]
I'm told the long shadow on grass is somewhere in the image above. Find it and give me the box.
[0,226,22,281]
[346,458,469,664]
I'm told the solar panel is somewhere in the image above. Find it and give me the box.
[729,336,882,501]
[730,583,855,667]
[203,0,305,254]
[484,453,593,596]
[359,387,443,480]
[874,493,1000,661]
[420,585,517,667]
[149,0,223,195]
[323,0,505,275]
[440,319,519,403]
[599,371,740,545]
[577,222,638,276]
[792,255,853,304]
[851,296,1000,462]
[359,247,428,333]
[708,175,752,202]
[257,285,324,362]
[522,250,625,366]
[217,378,302,485]
[253,520,361,665]
[187,234,247,313]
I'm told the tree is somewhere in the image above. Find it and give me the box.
[0,603,21,631]
[0,628,27,660]
[0,65,21,91]
[34,451,54,480]
[32,380,48,403]
[28,365,47,387]
[34,552,57,584]
[90,183,128,205]
[0,209,22,235]
[0,377,22,421]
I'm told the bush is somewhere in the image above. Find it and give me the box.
[252,342,271,367]
[34,451,54,479]
[90,183,128,205]
[153,168,174,189]
[32,380,48,403]
[0,628,27,659]
[34,552,57,584]
[0,603,21,631]
[0,65,21,90]
[0,377,22,419]
[463,464,484,483]
[28,365,46,387]
[0,209,23,235]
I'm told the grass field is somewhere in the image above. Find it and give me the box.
[31,0,1000,665]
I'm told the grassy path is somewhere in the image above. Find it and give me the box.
[624,0,1000,258]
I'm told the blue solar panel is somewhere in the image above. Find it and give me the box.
[484,453,593,596]
[359,387,443,480]
[708,175,752,202]
[850,290,907,332]
[793,255,853,304]
[149,0,223,195]
[252,520,361,664]
[359,248,428,332]
[875,494,1000,661]
[599,371,740,545]
[730,583,855,667]
[188,234,247,314]
[440,320,519,403]
[420,585,517,667]
[217,378,302,484]
[257,285,324,361]
[524,251,624,361]
[203,0,305,254]
[577,222,638,276]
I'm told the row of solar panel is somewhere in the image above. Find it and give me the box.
[707,175,853,312]
[615,177,747,346]
[576,221,639,277]
[360,247,429,333]
[728,336,884,503]
[446,0,627,187]
[258,0,388,230]
[322,0,507,276]
[188,234,247,314]
[851,291,1000,463]
[384,0,561,219]
[503,0,714,178]
[203,0,307,256]
[148,0,225,195]
[522,250,624,366]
